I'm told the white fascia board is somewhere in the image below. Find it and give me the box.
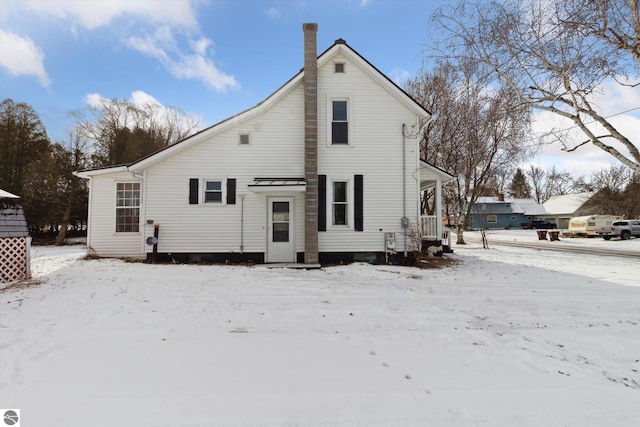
[419,160,455,182]
[74,165,129,179]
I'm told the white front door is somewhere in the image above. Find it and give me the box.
[267,197,295,263]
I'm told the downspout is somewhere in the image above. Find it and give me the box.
[132,171,146,255]
[401,124,408,257]
[240,194,245,254]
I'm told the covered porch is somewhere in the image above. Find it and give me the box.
[418,161,455,252]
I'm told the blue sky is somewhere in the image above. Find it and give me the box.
[1,0,638,177]
[0,0,451,141]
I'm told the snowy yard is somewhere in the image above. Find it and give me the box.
[1,235,639,426]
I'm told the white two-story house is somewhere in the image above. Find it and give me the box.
[77,23,453,265]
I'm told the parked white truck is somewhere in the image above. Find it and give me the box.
[568,215,622,237]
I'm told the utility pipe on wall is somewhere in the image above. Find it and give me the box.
[401,124,408,257]
[240,194,245,254]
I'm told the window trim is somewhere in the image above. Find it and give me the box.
[330,179,350,228]
[115,181,141,233]
[487,215,498,224]
[203,179,225,204]
[327,95,354,147]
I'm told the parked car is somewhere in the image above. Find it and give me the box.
[521,220,556,230]
[601,220,640,240]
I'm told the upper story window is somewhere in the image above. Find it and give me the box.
[239,134,250,145]
[334,63,345,73]
[333,181,348,225]
[116,182,140,232]
[332,100,348,145]
[204,180,223,203]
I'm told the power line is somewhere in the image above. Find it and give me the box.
[526,105,640,147]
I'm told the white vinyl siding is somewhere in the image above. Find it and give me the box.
[84,44,426,258]
[86,172,144,258]
[139,86,306,256]
[317,51,421,254]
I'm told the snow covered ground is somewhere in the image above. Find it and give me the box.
[1,233,639,426]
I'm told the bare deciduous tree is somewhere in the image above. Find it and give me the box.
[526,165,546,203]
[406,59,532,244]
[75,98,200,166]
[430,0,640,171]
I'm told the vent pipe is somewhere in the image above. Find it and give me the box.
[303,23,319,264]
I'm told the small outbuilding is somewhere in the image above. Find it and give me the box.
[1,189,31,283]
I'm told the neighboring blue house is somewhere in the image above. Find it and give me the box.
[469,196,547,230]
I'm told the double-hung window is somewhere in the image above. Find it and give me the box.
[116,182,140,232]
[204,180,223,203]
[331,100,348,145]
[332,181,348,226]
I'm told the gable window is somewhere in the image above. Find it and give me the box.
[239,133,250,145]
[334,63,345,73]
[204,180,223,203]
[487,215,497,223]
[116,182,140,232]
[332,100,348,145]
[333,181,348,225]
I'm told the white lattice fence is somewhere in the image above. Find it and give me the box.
[1,237,30,283]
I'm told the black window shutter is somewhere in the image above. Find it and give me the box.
[227,179,236,204]
[318,175,326,231]
[189,178,199,204]
[354,174,363,231]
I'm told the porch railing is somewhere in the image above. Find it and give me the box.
[420,215,439,239]
[420,215,451,248]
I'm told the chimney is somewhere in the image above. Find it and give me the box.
[497,193,505,202]
[303,23,319,264]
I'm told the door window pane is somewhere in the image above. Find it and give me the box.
[272,201,290,242]
[273,223,289,242]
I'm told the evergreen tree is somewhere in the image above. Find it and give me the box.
[508,168,532,198]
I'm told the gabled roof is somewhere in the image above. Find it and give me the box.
[419,160,455,182]
[78,38,432,176]
[0,194,28,238]
[513,198,547,216]
[543,192,595,215]
[473,197,547,216]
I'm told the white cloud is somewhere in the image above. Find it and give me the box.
[0,29,51,87]
[84,92,105,108]
[85,90,203,132]
[388,67,411,85]
[22,0,198,30]
[127,27,238,92]
[264,7,282,20]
